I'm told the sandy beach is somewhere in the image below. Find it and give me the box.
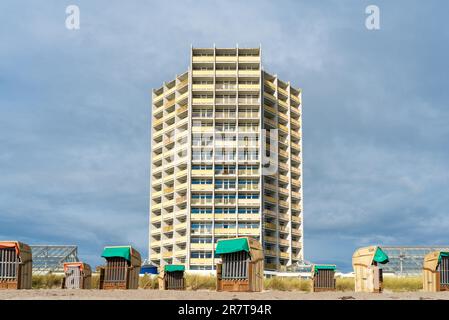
[1,289,449,300]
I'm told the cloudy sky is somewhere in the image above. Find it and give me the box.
[1,1,448,271]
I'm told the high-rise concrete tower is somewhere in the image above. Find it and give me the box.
[150,46,303,272]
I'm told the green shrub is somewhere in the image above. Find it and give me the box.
[264,277,311,292]
[383,276,422,292]
[139,274,159,289]
[185,274,216,290]
[336,277,354,291]
[32,274,64,289]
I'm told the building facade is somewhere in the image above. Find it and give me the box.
[150,46,303,271]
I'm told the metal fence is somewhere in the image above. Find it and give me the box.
[104,258,128,283]
[166,271,184,290]
[222,251,249,280]
[439,256,449,285]
[65,266,81,289]
[313,269,335,290]
[0,248,18,281]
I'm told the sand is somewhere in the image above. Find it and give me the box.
[1,289,449,300]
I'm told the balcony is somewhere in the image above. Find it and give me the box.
[278,99,288,109]
[265,263,277,270]
[279,162,289,171]
[191,243,213,250]
[238,84,259,91]
[278,174,289,184]
[192,70,214,77]
[150,253,161,260]
[192,98,213,105]
[239,70,260,77]
[291,203,302,212]
[192,56,214,63]
[163,225,174,233]
[291,135,301,146]
[175,236,187,244]
[215,228,237,235]
[216,70,237,77]
[150,240,161,248]
[279,149,289,159]
[191,213,214,221]
[151,203,163,211]
[192,84,214,91]
[264,182,276,192]
[239,56,260,63]
[264,236,277,243]
[190,258,213,265]
[176,195,187,204]
[279,200,289,208]
[290,94,300,104]
[175,222,187,231]
[153,93,164,104]
[238,169,259,176]
[175,209,188,217]
[292,215,301,223]
[191,184,214,192]
[291,155,301,164]
[264,222,276,230]
[279,124,288,133]
[190,228,212,236]
[214,213,236,220]
[162,199,175,208]
[152,190,163,199]
[238,184,259,191]
[238,228,259,236]
[263,92,276,102]
[238,198,259,206]
[264,117,277,128]
[164,186,174,194]
[214,199,237,206]
[279,213,289,222]
[279,238,289,246]
[265,249,277,257]
[191,199,213,206]
[238,214,260,221]
[174,250,187,257]
[292,240,302,248]
[263,209,276,218]
[292,228,302,236]
[264,195,276,204]
[151,215,162,223]
[292,191,301,199]
[216,56,237,62]
[279,252,289,259]
[278,187,289,196]
[162,251,173,258]
[192,126,214,133]
[278,112,288,122]
[176,105,188,115]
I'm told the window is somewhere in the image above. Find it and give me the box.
[215,179,236,190]
[191,251,212,259]
[215,208,236,214]
[238,194,259,199]
[215,222,236,229]
[191,208,213,214]
[191,237,212,244]
[238,208,259,214]
[192,179,212,185]
[192,165,212,170]
[238,222,259,229]
[192,150,213,161]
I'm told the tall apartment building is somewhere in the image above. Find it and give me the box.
[150,46,303,272]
